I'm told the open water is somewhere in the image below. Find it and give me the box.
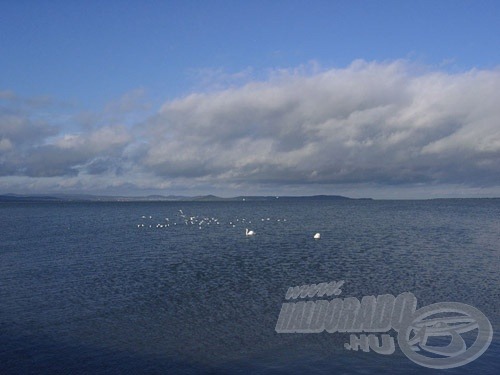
[1,198,499,374]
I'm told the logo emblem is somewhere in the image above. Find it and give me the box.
[397,302,493,369]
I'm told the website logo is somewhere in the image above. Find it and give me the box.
[275,281,493,369]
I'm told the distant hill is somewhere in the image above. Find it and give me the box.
[0,194,62,202]
[0,193,370,202]
[230,195,355,201]
[0,194,189,202]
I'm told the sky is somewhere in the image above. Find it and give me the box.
[1,0,500,199]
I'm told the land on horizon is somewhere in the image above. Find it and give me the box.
[2,193,500,203]
[0,193,365,202]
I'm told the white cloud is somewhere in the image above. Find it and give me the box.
[2,60,500,197]
[143,61,500,190]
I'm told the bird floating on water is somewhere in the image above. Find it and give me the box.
[246,228,255,236]
[314,233,321,239]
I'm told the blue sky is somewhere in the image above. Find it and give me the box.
[1,1,500,198]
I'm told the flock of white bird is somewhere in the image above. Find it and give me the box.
[137,209,321,239]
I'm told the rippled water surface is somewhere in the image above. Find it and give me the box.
[1,199,499,374]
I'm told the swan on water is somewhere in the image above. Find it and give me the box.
[314,233,321,239]
[246,228,255,236]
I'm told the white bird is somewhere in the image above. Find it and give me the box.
[246,228,255,236]
[314,233,321,239]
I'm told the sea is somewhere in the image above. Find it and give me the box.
[0,198,499,374]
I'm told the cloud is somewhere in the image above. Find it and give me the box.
[1,92,132,179]
[103,88,152,116]
[0,110,58,147]
[142,60,500,190]
[19,125,132,177]
[1,60,500,196]
[187,67,255,93]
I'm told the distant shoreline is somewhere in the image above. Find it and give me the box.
[1,193,500,203]
[0,193,367,203]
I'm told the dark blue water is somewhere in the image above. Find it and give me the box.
[1,199,499,374]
